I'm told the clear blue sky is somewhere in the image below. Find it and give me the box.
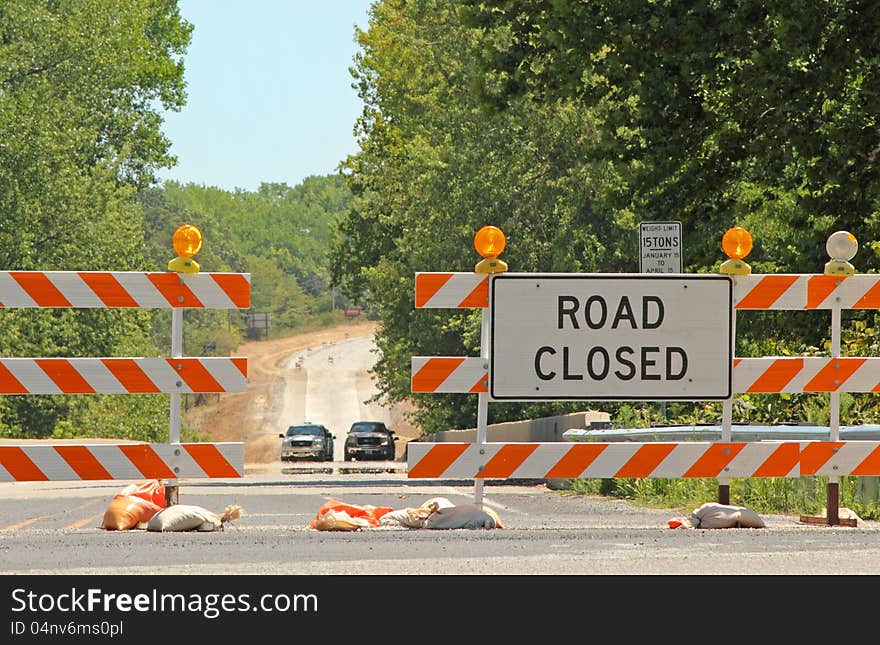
[157,1,373,193]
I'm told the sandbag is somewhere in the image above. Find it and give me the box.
[309,499,393,530]
[424,504,501,530]
[101,494,163,531]
[147,504,222,532]
[379,507,434,528]
[118,480,166,507]
[313,510,373,531]
[380,496,459,528]
[669,502,765,529]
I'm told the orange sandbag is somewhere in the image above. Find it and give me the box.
[117,480,166,507]
[101,494,163,531]
[309,499,393,529]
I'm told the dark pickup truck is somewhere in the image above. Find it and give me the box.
[343,421,398,461]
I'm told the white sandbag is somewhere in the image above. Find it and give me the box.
[424,504,499,530]
[380,507,433,528]
[419,496,455,511]
[690,502,765,529]
[312,509,372,531]
[147,504,223,532]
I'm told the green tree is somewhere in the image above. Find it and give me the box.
[458,0,880,273]
[333,0,633,433]
[0,0,191,437]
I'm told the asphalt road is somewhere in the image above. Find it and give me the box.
[3,470,880,576]
[277,334,399,459]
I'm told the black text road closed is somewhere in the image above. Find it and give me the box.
[489,274,732,400]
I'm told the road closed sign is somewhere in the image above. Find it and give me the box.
[489,274,732,400]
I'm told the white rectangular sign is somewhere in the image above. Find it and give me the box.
[490,274,732,400]
[640,221,682,273]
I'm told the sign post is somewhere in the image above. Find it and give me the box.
[640,221,682,273]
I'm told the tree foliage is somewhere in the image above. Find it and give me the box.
[0,0,190,437]
[333,0,880,433]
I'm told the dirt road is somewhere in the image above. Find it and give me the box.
[183,320,420,467]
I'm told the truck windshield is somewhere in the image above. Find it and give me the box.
[287,425,322,436]
[350,422,385,433]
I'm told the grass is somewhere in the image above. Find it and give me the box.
[568,476,880,520]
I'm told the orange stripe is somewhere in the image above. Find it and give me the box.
[733,358,742,367]
[851,445,880,476]
[11,272,72,307]
[751,443,801,477]
[853,281,880,309]
[414,273,452,308]
[412,358,464,392]
[683,443,745,477]
[803,358,865,392]
[54,446,113,480]
[35,359,95,394]
[0,362,28,394]
[747,358,803,392]
[212,274,251,308]
[232,357,248,378]
[806,275,841,309]
[102,359,160,393]
[0,447,48,481]
[615,444,676,478]
[167,358,224,392]
[799,442,843,476]
[147,273,204,308]
[78,272,138,307]
[184,444,240,477]
[736,275,797,309]
[407,444,469,478]
[468,373,488,393]
[458,276,489,308]
[477,444,538,478]
[118,445,175,478]
[545,444,608,478]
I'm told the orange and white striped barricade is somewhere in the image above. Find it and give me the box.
[0,442,244,482]
[407,440,880,480]
[0,269,250,485]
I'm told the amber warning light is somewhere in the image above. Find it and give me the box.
[474,225,508,274]
[719,226,752,275]
[168,224,203,273]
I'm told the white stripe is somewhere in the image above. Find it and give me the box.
[3,361,61,394]
[139,360,186,392]
[20,447,75,480]
[182,274,234,308]
[511,445,563,478]
[66,359,125,393]
[201,358,247,391]
[733,274,807,309]
[88,445,151,479]
[0,273,37,307]
[809,441,880,476]
[734,357,880,393]
[417,273,486,308]
[50,273,105,308]
[411,356,486,393]
[729,443,799,477]
[647,444,706,478]
[114,273,168,308]
[820,275,880,309]
[579,444,642,478]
